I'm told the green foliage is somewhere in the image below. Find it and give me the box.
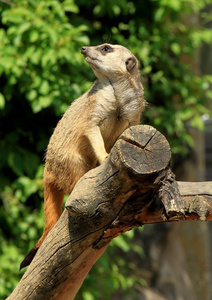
[0,0,212,298]
[0,0,90,116]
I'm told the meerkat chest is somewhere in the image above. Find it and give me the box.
[94,85,139,123]
[93,85,141,150]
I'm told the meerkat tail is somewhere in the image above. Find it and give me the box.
[20,183,64,270]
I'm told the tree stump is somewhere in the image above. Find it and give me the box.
[7,125,212,300]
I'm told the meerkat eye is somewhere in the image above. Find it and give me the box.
[100,45,113,54]
[103,46,110,52]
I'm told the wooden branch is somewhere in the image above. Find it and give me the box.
[7,125,212,300]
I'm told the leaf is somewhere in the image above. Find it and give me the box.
[0,93,5,110]
[63,0,79,13]
[17,177,38,196]
[171,43,181,55]
[0,29,6,42]
[2,10,23,24]
[112,5,121,16]
[112,235,131,252]
[0,57,15,70]
[82,291,95,300]
[42,25,58,45]
[29,30,39,43]
[39,80,50,95]
[17,22,31,35]
[24,152,40,177]
[41,49,56,67]
[154,7,165,22]
[72,35,90,44]
[31,100,42,113]
[38,96,53,108]
[8,152,24,176]
[27,89,37,101]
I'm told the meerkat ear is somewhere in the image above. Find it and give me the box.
[125,57,137,72]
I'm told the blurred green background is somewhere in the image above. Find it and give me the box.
[0,0,212,299]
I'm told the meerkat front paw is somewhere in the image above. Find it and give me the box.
[98,152,109,164]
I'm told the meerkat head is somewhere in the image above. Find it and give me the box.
[81,43,140,82]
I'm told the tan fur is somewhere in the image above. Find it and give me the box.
[20,43,145,269]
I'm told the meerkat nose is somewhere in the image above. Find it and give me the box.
[81,47,87,55]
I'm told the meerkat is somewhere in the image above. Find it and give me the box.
[20,43,145,270]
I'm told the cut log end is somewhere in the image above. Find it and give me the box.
[111,125,172,176]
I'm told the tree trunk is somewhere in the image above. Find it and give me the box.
[7,125,212,300]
